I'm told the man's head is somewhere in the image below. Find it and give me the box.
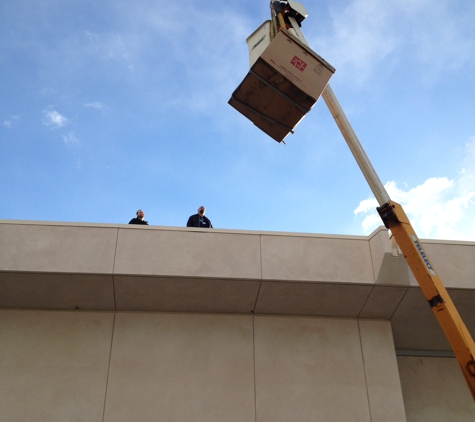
[197,206,206,216]
[136,209,145,220]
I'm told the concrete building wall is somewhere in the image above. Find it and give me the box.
[398,356,475,422]
[0,310,113,421]
[0,310,408,422]
[1,220,475,420]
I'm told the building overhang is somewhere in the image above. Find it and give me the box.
[1,220,474,353]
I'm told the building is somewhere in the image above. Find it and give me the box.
[1,220,475,421]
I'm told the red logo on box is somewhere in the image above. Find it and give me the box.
[291,56,307,72]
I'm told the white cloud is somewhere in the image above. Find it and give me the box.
[43,109,68,127]
[84,31,133,63]
[40,88,56,96]
[128,2,252,115]
[62,131,79,146]
[354,138,475,241]
[3,115,19,128]
[319,0,399,85]
[84,102,106,110]
[312,0,475,86]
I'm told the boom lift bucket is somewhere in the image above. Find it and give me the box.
[229,21,335,143]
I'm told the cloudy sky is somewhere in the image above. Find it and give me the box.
[1,0,475,241]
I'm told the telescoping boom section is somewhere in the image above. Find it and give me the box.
[377,201,475,400]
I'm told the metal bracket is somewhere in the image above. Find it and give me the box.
[428,294,444,308]
[467,360,475,377]
[376,202,399,229]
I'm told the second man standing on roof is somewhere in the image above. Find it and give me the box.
[187,206,213,228]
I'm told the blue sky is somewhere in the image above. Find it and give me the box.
[1,0,475,240]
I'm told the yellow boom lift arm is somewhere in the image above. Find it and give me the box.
[229,0,475,400]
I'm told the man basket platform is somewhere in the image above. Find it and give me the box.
[229,21,335,143]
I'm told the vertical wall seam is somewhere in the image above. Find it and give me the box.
[259,234,263,280]
[253,315,258,422]
[111,228,119,311]
[359,236,376,318]
[367,237,377,284]
[251,234,264,313]
[358,285,375,318]
[252,282,263,314]
[358,320,374,422]
[389,287,410,320]
[101,312,116,422]
[112,228,119,273]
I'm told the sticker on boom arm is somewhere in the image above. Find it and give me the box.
[410,234,437,276]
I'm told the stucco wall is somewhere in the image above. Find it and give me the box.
[1,221,475,420]
[0,310,406,422]
[398,356,475,422]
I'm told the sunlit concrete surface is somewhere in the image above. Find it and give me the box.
[1,219,475,421]
[1,310,408,422]
[1,220,474,352]
[398,356,475,421]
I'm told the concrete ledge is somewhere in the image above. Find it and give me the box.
[0,272,114,311]
[0,223,118,274]
[1,220,474,352]
[261,234,374,283]
[114,275,260,313]
[114,229,262,279]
